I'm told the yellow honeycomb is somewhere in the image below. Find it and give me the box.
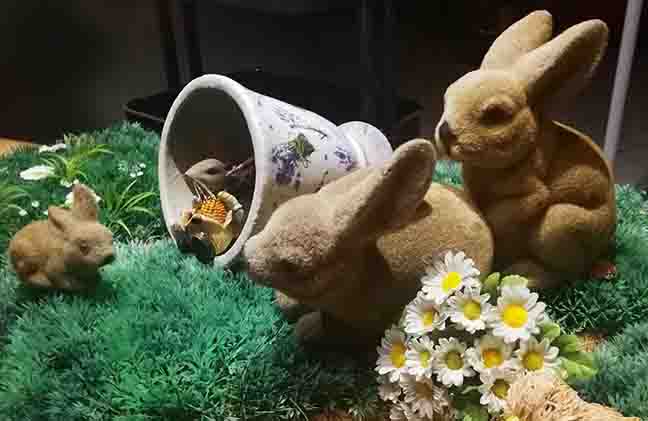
[193,197,228,225]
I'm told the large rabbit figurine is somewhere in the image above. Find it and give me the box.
[9,183,115,291]
[243,139,493,347]
[434,11,616,288]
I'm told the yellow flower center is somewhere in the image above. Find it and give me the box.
[390,343,406,368]
[463,300,482,320]
[419,351,431,368]
[422,310,437,326]
[482,348,504,368]
[441,271,462,292]
[523,351,545,371]
[445,351,464,370]
[492,379,510,399]
[502,304,528,328]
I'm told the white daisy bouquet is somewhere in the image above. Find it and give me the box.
[375,251,596,421]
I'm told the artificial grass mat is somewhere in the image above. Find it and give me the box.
[1,123,647,419]
[576,321,648,419]
[0,240,378,420]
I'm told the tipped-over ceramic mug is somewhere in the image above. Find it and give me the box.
[159,74,393,267]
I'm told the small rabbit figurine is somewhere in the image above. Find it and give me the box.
[243,139,493,347]
[9,183,115,291]
[434,11,616,288]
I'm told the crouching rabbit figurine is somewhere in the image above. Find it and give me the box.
[244,139,493,347]
[9,183,115,291]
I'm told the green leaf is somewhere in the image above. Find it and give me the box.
[128,206,156,217]
[500,275,529,288]
[554,334,583,354]
[539,322,562,343]
[482,272,501,296]
[560,355,597,382]
[461,402,489,421]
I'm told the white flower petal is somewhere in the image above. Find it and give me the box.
[20,165,55,181]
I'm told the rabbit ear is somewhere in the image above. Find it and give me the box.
[481,10,554,70]
[513,19,608,109]
[71,183,99,221]
[333,139,435,241]
[48,206,73,233]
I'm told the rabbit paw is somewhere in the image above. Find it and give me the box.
[170,223,192,253]
[294,312,327,345]
[530,203,613,278]
[504,259,561,289]
[274,290,312,322]
[22,271,54,289]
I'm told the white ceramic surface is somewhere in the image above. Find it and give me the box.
[159,74,393,267]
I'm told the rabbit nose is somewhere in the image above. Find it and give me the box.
[103,253,116,265]
[437,120,456,142]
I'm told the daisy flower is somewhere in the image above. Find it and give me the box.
[18,208,28,217]
[376,326,409,382]
[404,293,447,335]
[401,374,443,419]
[422,251,480,305]
[467,334,516,375]
[31,201,40,208]
[378,375,402,403]
[432,337,475,387]
[514,336,560,373]
[488,285,546,344]
[405,336,435,379]
[478,369,517,414]
[446,288,492,334]
[20,165,55,181]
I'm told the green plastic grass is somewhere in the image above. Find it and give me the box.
[576,321,648,420]
[1,123,648,419]
[0,240,379,420]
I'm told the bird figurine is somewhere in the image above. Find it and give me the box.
[170,158,252,262]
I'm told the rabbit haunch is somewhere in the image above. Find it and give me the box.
[243,139,494,347]
[435,10,615,288]
[9,183,115,291]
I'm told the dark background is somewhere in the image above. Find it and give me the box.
[1,1,646,183]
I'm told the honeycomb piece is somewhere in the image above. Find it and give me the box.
[194,197,228,225]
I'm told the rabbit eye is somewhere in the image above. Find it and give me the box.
[480,102,513,124]
[78,241,90,255]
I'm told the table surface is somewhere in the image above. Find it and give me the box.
[0,138,35,157]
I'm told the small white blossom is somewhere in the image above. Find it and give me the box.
[488,286,546,344]
[38,143,67,153]
[20,165,55,181]
[421,251,480,305]
[31,201,40,208]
